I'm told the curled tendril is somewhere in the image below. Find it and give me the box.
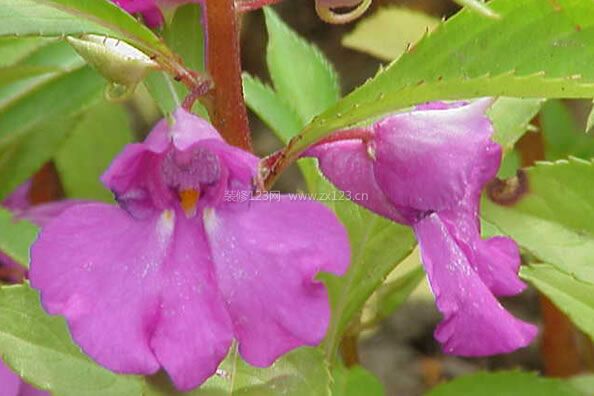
[315,0,372,24]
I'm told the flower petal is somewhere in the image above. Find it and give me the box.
[0,359,21,396]
[413,213,537,356]
[30,204,233,389]
[149,213,233,391]
[204,198,350,366]
[374,99,495,212]
[308,140,411,223]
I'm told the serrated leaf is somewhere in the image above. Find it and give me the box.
[521,264,594,342]
[426,371,581,396]
[488,97,545,151]
[0,0,167,57]
[483,158,594,284]
[0,37,53,67]
[0,284,144,395]
[0,208,38,268]
[540,99,594,160]
[342,7,438,62]
[55,100,133,201]
[264,7,340,124]
[276,0,594,165]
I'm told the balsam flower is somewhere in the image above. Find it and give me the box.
[308,99,537,356]
[29,109,349,391]
[111,0,195,27]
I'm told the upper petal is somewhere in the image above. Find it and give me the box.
[30,203,233,390]
[413,213,537,356]
[203,197,350,366]
[373,99,496,212]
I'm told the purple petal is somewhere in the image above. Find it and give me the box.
[2,182,31,212]
[413,213,537,356]
[308,140,411,223]
[373,99,495,212]
[204,197,350,366]
[30,204,233,390]
[0,359,21,396]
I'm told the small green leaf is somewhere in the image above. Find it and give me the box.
[55,100,133,201]
[427,371,582,396]
[521,264,594,342]
[488,97,544,151]
[540,99,594,160]
[331,365,384,396]
[483,158,594,284]
[0,208,38,268]
[264,7,340,124]
[0,284,144,395]
[342,7,438,62]
[375,265,424,320]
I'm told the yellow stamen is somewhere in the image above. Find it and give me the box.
[179,189,200,216]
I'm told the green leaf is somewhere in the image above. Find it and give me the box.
[264,7,340,124]
[145,4,208,117]
[55,100,133,201]
[144,347,330,396]
[321,202,416,359]
[242,73,302,143]
[0,66,104,199]
[540,99,594,160]
[279,0,594,163]
[569,374,594,396]
[0,0,167,57]
[0,37,53,67]
[0,208,38,268]
[0,284,143,395]
[452,0,499,18]
[375,265,424,320]
[331,365,384,396]
[488,97,544,151]
[163,4,205,73]
[342,7,438,62]
[426,371,582,396]
[482,158,594,284]
[0,65,58,86]
[521,264,594,342]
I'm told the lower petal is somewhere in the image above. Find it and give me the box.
[0,359,21,396]
[413,213,537,356]
[150,213,233,391]
[204,198,350,366]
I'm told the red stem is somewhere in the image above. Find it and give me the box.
[235,0,283,12]
[204,0,252,151]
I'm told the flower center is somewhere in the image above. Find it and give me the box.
[178,189,200,217]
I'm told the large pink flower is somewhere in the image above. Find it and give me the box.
[308,99,537,356]
[29,109,350,391]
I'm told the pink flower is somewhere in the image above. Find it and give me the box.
[29,109,350,391]
[308,99,537,356]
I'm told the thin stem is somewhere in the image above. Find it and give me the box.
[204,0,252,151]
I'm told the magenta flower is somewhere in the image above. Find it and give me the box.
[308,99,537,356]
[111,0,197,27]
[29,109,349,390]
[0,360,47,396]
